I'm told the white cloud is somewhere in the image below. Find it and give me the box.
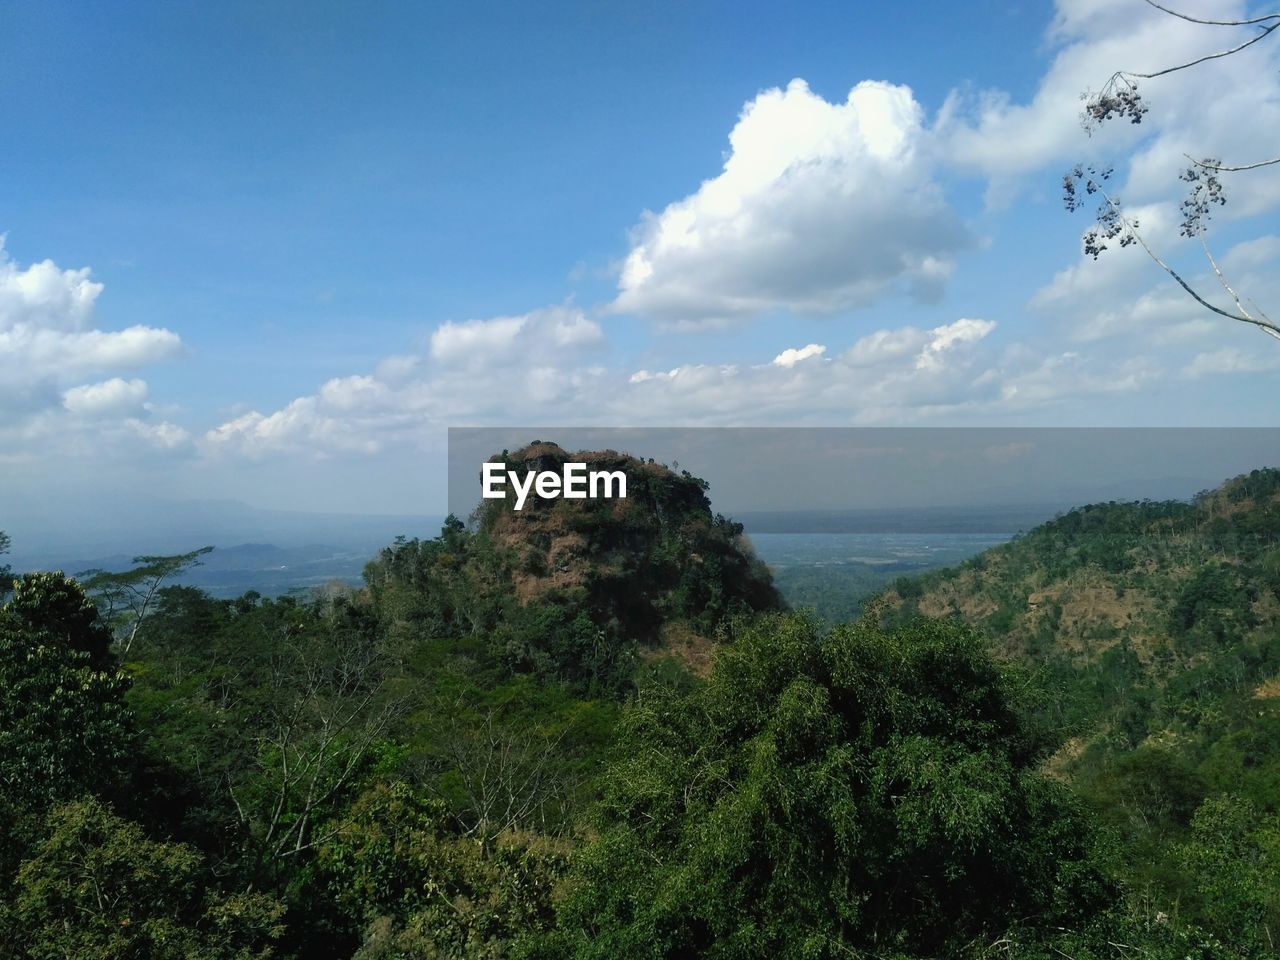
[612,79,970,326]
[1031,226,1280,347]
[998,351,1160,405]
[0,244,102,331]
[430,304,603,367]
[941,0,1280,201]
[0,238,187,458]
[124,417,191,450]
[209,289,1247,459]
[1183,347,1280,378]
[772,343,826,368]
[203,398,379,457]
[205,304,611,458]
[430,316,525,363]
[841,327,930,367]
[207,309,1054,454]
[916,318,996,370]
[63,377,149,417]
[0,239,182,402]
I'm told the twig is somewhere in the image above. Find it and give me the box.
[1185,153,1280,173]
[1095,188,1280,339]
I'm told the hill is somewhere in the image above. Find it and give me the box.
[7,459,1280,958]
[877,467,1280,913]
[364,442,780,689]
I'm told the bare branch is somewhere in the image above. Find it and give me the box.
[1093,186,1280,339]
[224,620,407,874]
[418,696,577,844]
[1129,2,1280,80]
[1185,153,1280,173]
[1141,0,1280,29]
[1069,0,1280,342]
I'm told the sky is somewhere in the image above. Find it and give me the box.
[2,0,1280,524]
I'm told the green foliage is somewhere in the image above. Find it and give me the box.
[1010,909,1250,960]
[6,466,1278,959]
[552,614,1110,959]
[0,573,135,840]
[126,590,398,884]
[80,545,214,653]
[5,796,283,960]
[403,673,618,841]
[5,568,114,665]
[364,447,781,697]
[1173,562,1257,646]
[1179,795,1280,953]
[117,572,618,955]
[0,529,11,590]
[878,468,1280,958]
[316,781,568,958]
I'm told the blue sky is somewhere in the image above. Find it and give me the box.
[2,0,1279,519]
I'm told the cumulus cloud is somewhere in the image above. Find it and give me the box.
[206,288,1231,462]
[998,350,1160,405]
[1031,225,1280,347]
[209,306,1143,455]
[842,327,931,368]
[772,343,826,368]
[611,79,971,326]
[916,318,996,370]
[63,377,149,417]
[0,240,182,395]
[123,418,191,450]
[941,0,1280,203]
[0,247,102,330]
[0,239,187,455]
[617,318,1006,423]
[205,304,610,457]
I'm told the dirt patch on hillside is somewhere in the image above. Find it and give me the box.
[650,621,715,677]
[1254,677,1280,700]
[1041,735,1088,783]
[915,571,1000,621]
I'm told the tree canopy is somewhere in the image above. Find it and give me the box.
[552,614,1110,959]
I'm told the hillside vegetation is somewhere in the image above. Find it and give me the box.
[0,457,1277,958]
[879,468,1280,942]
[366,442,780,688]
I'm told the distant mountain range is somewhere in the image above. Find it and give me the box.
[40,542,380,599]
[5,497,445,597]
[3,474,1223,598]
[7,498,442,559]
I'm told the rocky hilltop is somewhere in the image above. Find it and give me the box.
[365,442,780,689]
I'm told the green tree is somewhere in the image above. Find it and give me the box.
[552,614,1111,959]
[0,573,134,818]
[1180,795,1280,954]
[80,546,214,654]
[5,796,283,960]
[316,781,567,958]
[0,529,12,590]
[124,590,404,889]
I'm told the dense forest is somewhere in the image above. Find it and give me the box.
[1,448,1277,958]
[877,467,1280,954]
